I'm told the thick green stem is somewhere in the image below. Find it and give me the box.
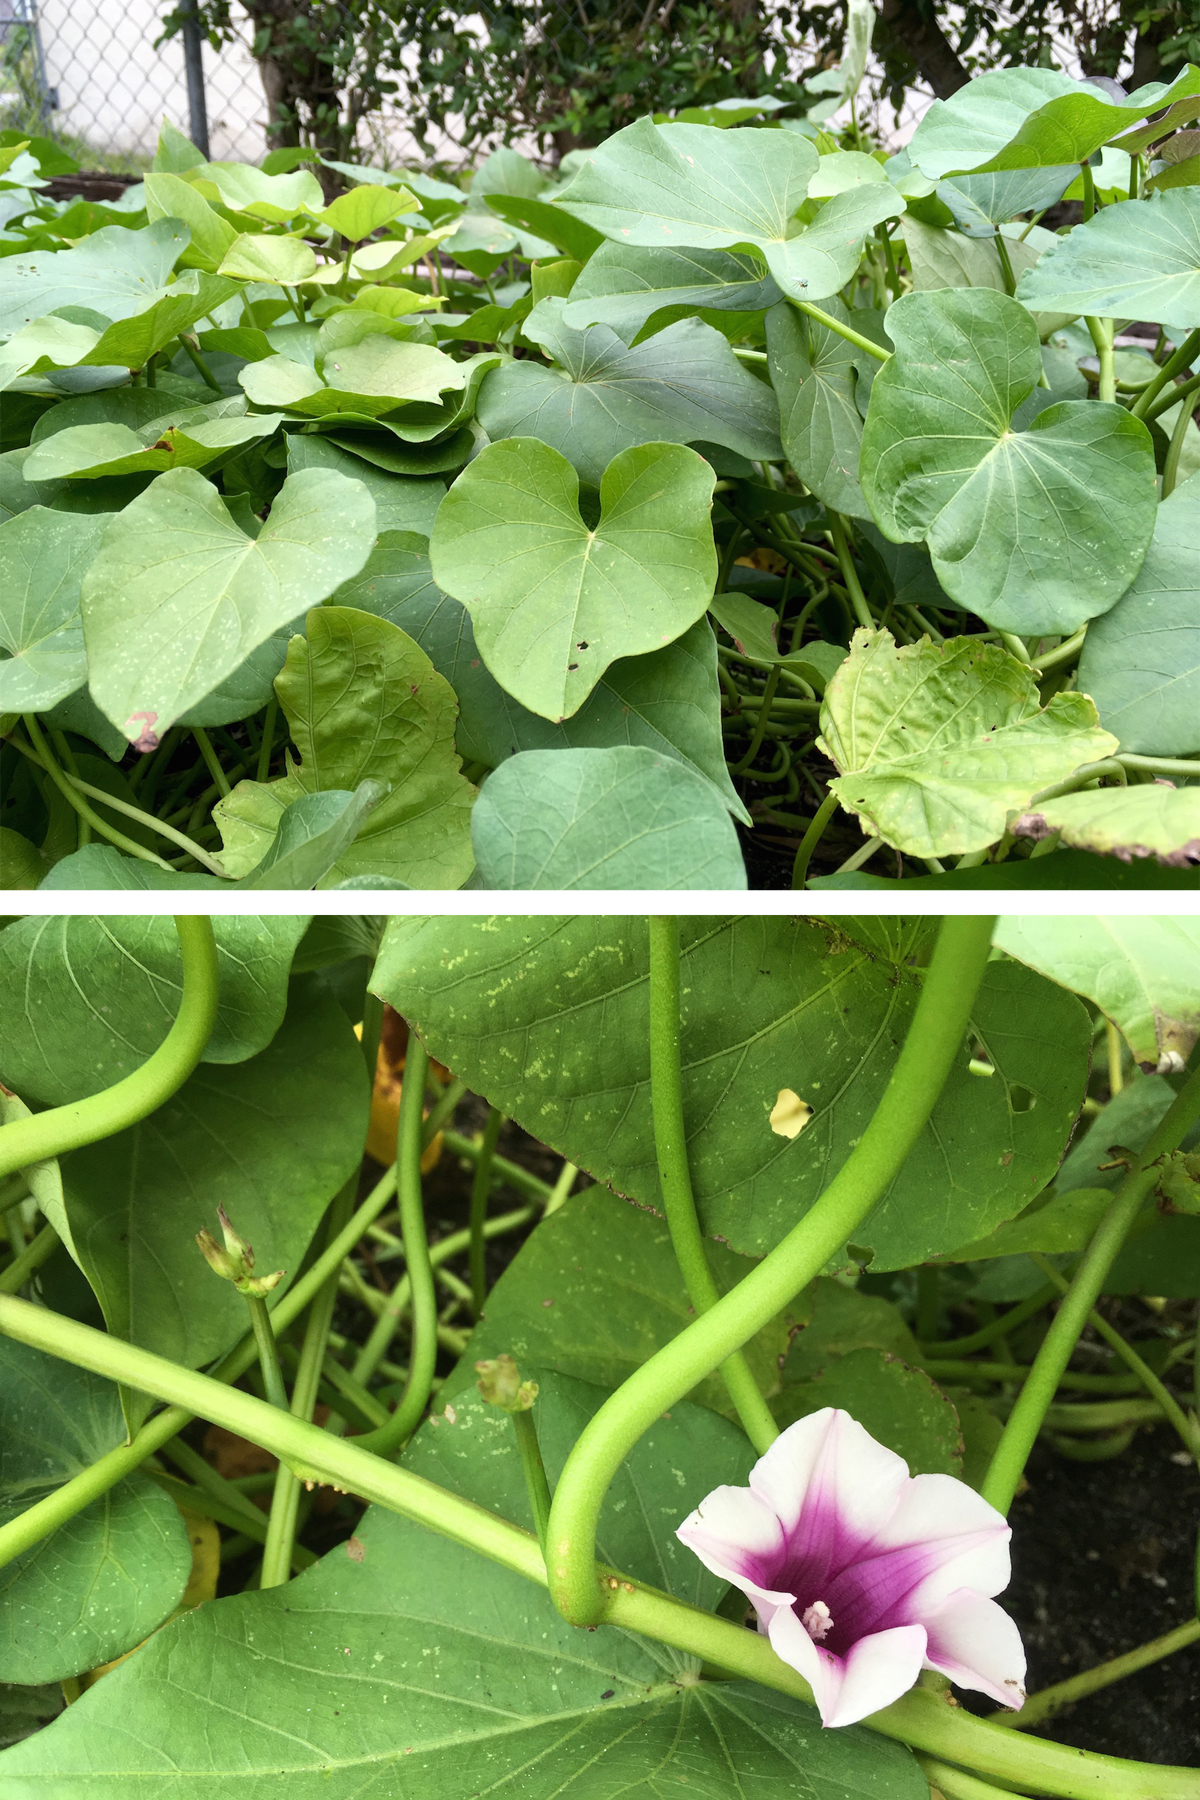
[350,1041,438,1455]
[260,1186,354,1587]
[996,1617,1200,1730]
[788,296,890,363]
[1162,383,1193,499]
[0,1164,398,1574]
[0,1222,58,1293]
[1085,315,1115,403]
[545,916,997,1628]
[828,513,873,630]
[191,726,231,798]
[1,1292,1194,1799]
[0,917,219,1180]
[791,789,840,889]
[1130,327,1200,417]
[918,1758,1030,1800]
[648,918,777,1454]
[468,1106,505,1313]
[981,1059,1200,1515]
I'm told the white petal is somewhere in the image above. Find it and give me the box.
[749,1409,909,1547]
[676,1484,794,1613]
[763,1599,833,1717]
[823,1625,928,1729]
[923,1590,1027,1710]
[870,1474,1011,1611]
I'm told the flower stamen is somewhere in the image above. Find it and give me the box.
[801,1600,834,1642]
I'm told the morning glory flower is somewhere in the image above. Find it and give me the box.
[677,1407,1026,1728]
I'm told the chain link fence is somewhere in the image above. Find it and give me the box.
[0,0,1108,176]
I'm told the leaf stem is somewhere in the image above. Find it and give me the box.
[788,296,890,363]
[468,1106,505,1313]
[179,334,223,392]
[0,916,219,1180]
[1116,752,1200,780]
[648,918,777,1454]
[18,717,176,872]
[1162,381,1193,499]
[0,1164,398,1576]
[1085,315,1115,403]
[827,513,873,630]
[3,1290,1197,1798]
[256,695,279,782]
[994,1617,1200,1731]
[350,1040,438,1455]
[1140,365,1200,424]
[1129,327,1199,418]
[790,788,839,889]
[191,726,231,798]
[512,1406,552,1556]
[918,1283,1059,1357]
[260,1183,355,1587]
[245,1292,290,1411]
[1028,1253,1200,1458]
[545,916,996,1628]
[980,1057,1200,1515]
[0,1222,58,1293]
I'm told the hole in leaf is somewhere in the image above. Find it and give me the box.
[1009,1086,1037,1113]
[769,1089,813,1138]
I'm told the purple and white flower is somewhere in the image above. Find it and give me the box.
[677,1407,1026,1728]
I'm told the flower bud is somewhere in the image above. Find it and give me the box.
[196,1206,285,1297]
[475,1352,538,1413]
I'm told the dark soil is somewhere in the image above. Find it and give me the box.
[965,1429,1200,1765]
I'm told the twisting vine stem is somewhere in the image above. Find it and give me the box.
[544,914,997,1628]
[0,916,220,1180]
[981,1056,1200,1515]
[648,917,777,1453]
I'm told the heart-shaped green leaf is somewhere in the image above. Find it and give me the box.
[478,299,781,485]
[431,436,717,721]
[286,430,443,535]
[817,627,1120,857]
[1078,470,1200,754]
[766,296,873,517]
[240,336,468,419]
[860,287,1157,632]
[189,160,324,221]
[0,1337,191,1683]
[0,507,104,709]
[557,117,902,300]
[216,233,317,283]
[0,914,310,1103]
[0,1378,925,1800]
[213,606,475,889]
[471,744,747,888]
[342,538,744,813]
[561,241,782,339]
[1015,188,1200,324]
[0,219,188,335]
[442,1186,797,1413]
[143,170,238,271]
[80,465,376,745]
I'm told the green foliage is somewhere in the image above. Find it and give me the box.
[374,915,1091,1266]
[2,70,1200,890]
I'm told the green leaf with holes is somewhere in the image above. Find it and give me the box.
[817,628,1118,859]
[430,437,717,722]
[374,915,1091,1266]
